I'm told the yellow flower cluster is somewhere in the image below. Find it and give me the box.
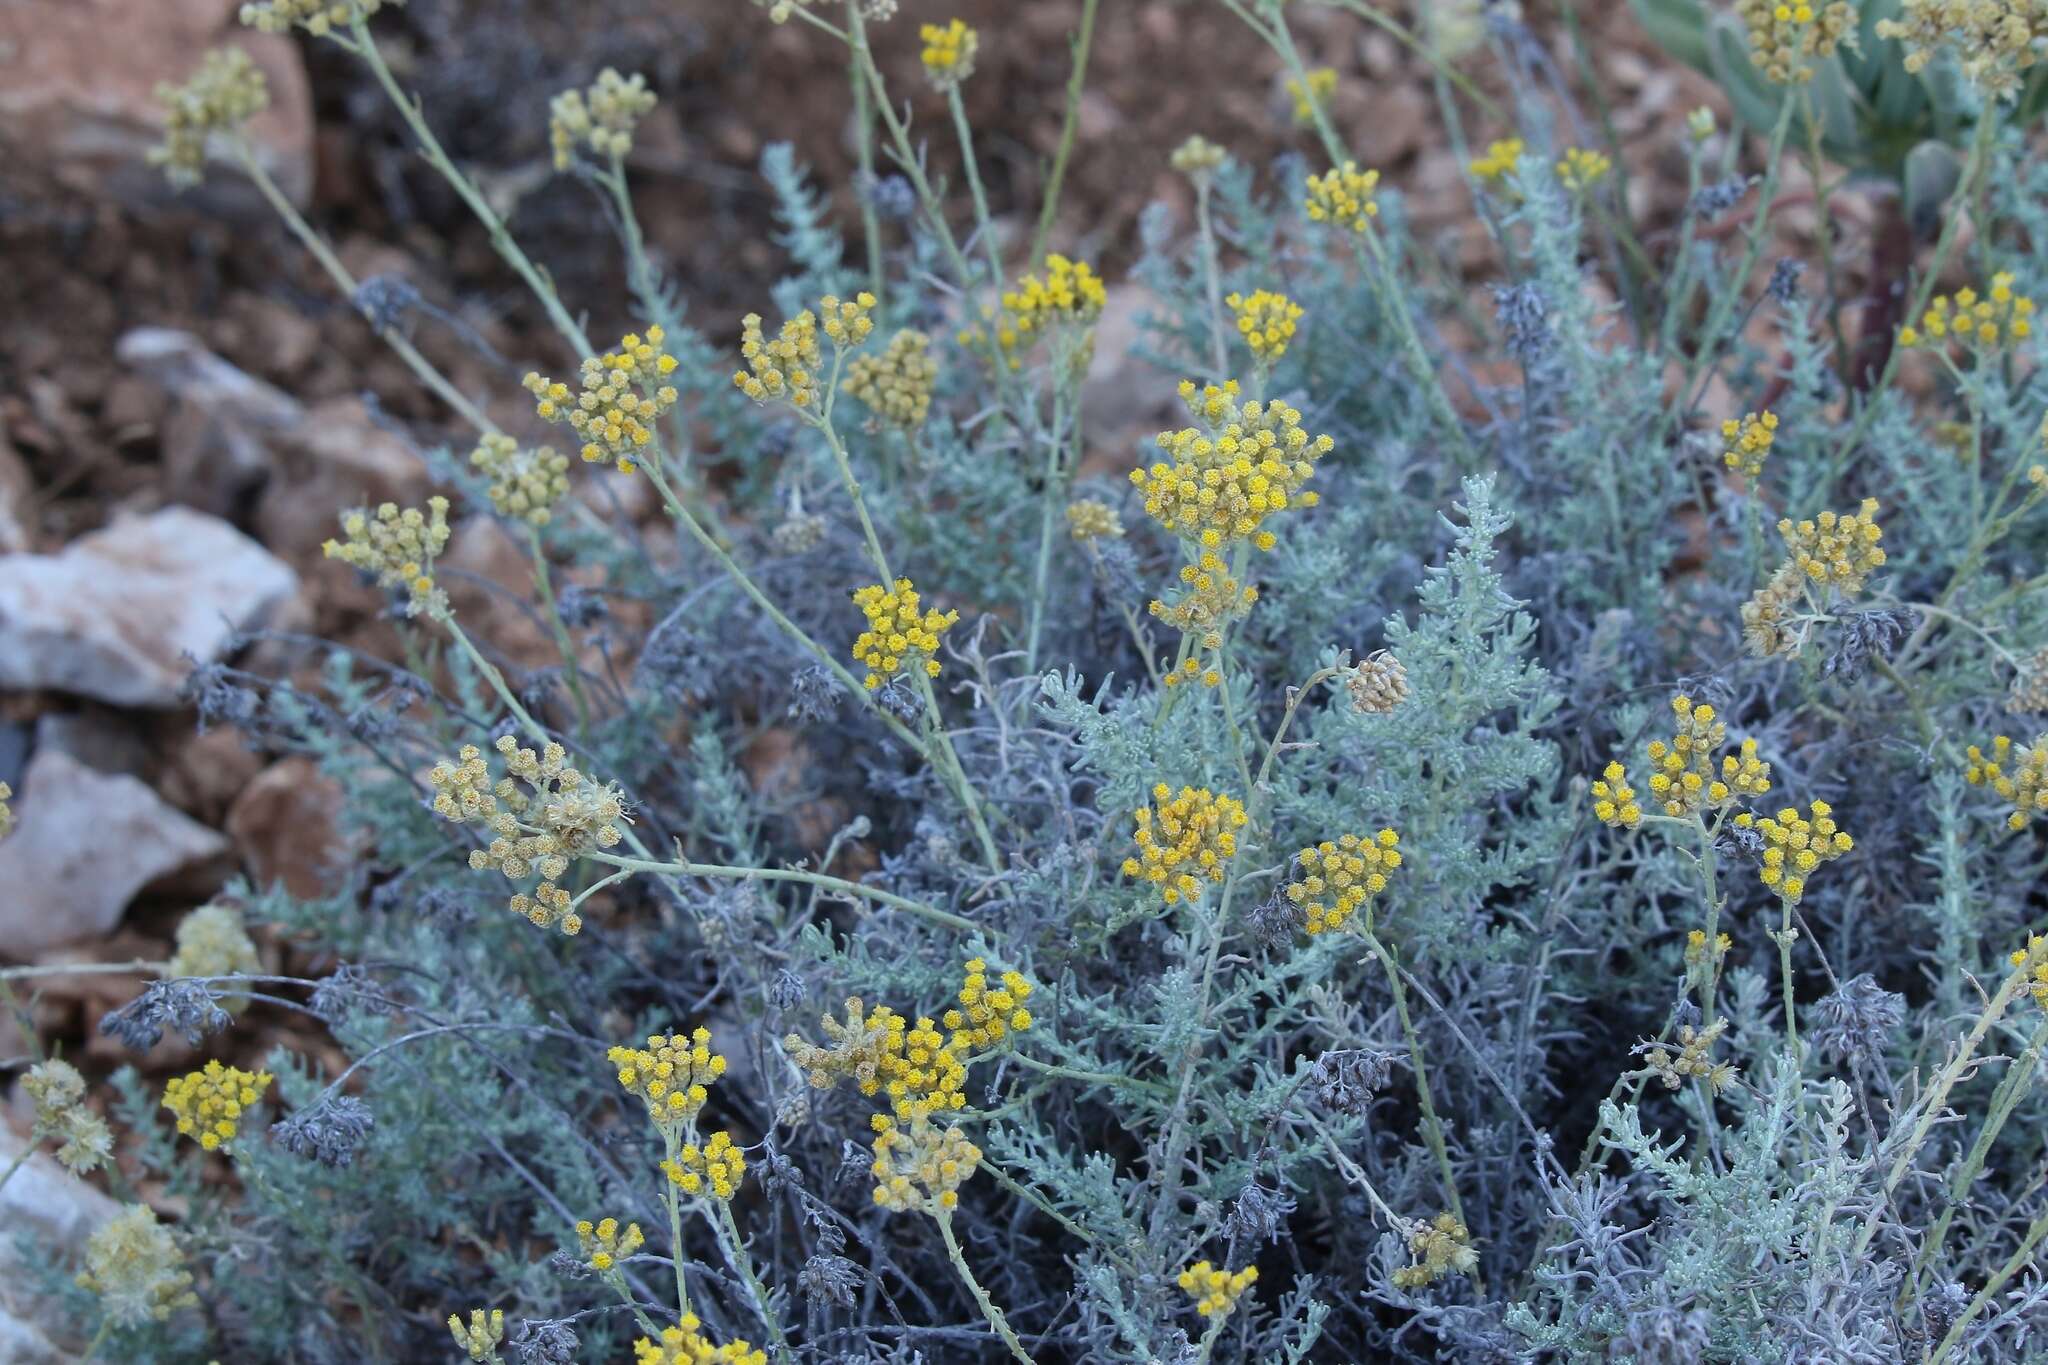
[1179,1260,1258,1318]
[1122,783,1248,905]
[24,1058,113,1175]
[1066,498,1124,540]
[525,326,680,472]
[663,1130,746,1201]
[1721,409,1779,481]
[322,497,451,616]
[449,1309,505,1363]
[1468,137,1524,185]
[1287,830,1403,935]
[608,1027,728,1134]
[548,68,656,172]
[632,1315,768,1365]
[1685,929,1732,977]
[575,1217,644,1273]
[851,577,958,689]
[1226,289,1303,364]
[1152,551,1258,688]
[843,328,937,429]
[1288,67,1336,126]
[1645,695,1772,818]
[168,903,261,990]
[1736,0,1857,83]
[872,1115,981,1213]
[1735,801,1853,904]
[920,18,978,86]
[1304,161,1381,233]
[2010,933,2048,1006]
[1170,134,1227,179]
[1391,1213,1479,1289]
[1899,274,2036,352]
[152,47,269,189]
[1555,146,1612,192]
[735,294,875,410]
[162,1059,273,1152]
[428,734,629,934]
[1879,0,2048,98]
[1782,497,1887,592]
[76,1205,197,1327]
[1003,254,1108,344]
[239,0,402,36]
[470,433,570,525]
[1590,762,1642,828]
[1966,734,2048,830]
[1133,379,1331,551]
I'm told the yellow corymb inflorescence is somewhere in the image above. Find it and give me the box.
[239,0,404,37]
[471,433,571,526]
[575,1217,644,1273]
[162,1059,273,1152]
[1133,379,1331,553]
[151,47,270,189]
[1643,695,1772,818]
[1735,800,1853,904]
[524,326,680,472]
[1392,1212,1480,1289]
[548,68,656,172]
[1226,289,1303,365]
[1179,1260,1258,1318]
[1287,829,1403,935]
[843,328,938,430]
[1721,409,1779,481]
[662,1130,747,1201]
[1152,551,1258,689]
[1736,0,1857,83]
[1003,254,1108,343]
[608,1026,728,1135]
[1122,783,1248,905]
[1590,761,1642,829]
[735,294,875,411]
[1555,146,1612,192]
[1898,273,2036,353]
[1966,734,2048,830]
[1468,137,1524,185]
[322,497,452,616]
[632,1314,768,1365]
[1879,0,2048,99]
[1304,161,1381,233]
[449,1309,505,1363]
[1287,67,1336,126]
[852,578,959,690]
[1781,498,1887,593]
[76,1204,197,1327]
[2010,933,2048,1007]
[919,18,978,86]
[1066,498,1124,541]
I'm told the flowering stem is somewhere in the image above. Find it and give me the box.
[1933,1196,2048,1364]
[661,1134,693,1319]
[0,1146,29,1197]
[945,85,1006,287]
[935,1211,1035,1364]
[347,18,592,358]
[0,959,162,982]
[1023,384,1074,677]
[850,39,886,304]
[1359,922,1471,1263]
[80,1318,113,1364]
[713,1200,790,1362]
[1194,178,1229,380]
[1004,1049,1171,1098]
[601,155,668,334]
[525,526,593,736]
[1028,0,1099,268]
[233,145,497,436]
[588,853,973,934]
[1776,895,1800,1057]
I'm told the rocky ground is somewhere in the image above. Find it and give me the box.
[0,1,1784,1354]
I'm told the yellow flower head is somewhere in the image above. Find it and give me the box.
[1287,829,1403,935]
[449,1309,505,1363]
[1178,1260,1258,1318]
[1133,379,1331,552]
[1555,146,1612,193]
[575,1216,645,1273]
[843,329,938,430]
[1966,734,2048,831]
[1778,497,1886,594]
[1734,800,1853,904]
[526,325,680,472]
[1590,761,1642,829]
[1287,68,1336,126]
[1225,289,1304,365]
[1304,161,1381,233]
[1721,409,1779,481]
[322,497,452,617]
[548,68,656,172]
[151,47,269,189]
[1121,784,1248,905]
[1468,137,1525,185]
[1736,0,1858,83]
[1170,134,1228,180]
[852,577,959,690]
[1899,272,2035,354]
[920,18,978,86]
[2010,932,2048,1007]
[663,1130,747,1201]
[1150,551,1258,688]
[1066,498,1124,541]
[162,1059,273,1153]
[735,295,875,411]
[471,433,571,525]
[607,1027,727,1134]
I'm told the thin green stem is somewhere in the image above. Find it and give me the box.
[1024,386,1074,676]
[946,85,1006,286]
[1028,0,1100,267]
[936,1212,1035,1364]
[714,1200,790,1362]
[589,853,972,934]
[0,960,162,982]
[661,1134,693,1319]
[851,41,886,303]
[1195,180,1230,379]
[525,526,592,735]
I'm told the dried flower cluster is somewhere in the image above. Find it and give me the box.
[1347,651,1410,714]
[428,734,630,934]
[471,433,570,525]
[76,1205,198,1326]
[1736,0,1857,83]
[1878,0,2048,97]
[322,498,452,616]
[526,327,681,471]
[1640,1017,1739,1093]
[842,328,937,429]
[548,68,657,172]
[151,47,269,188]
[1391,1213,1479,1289]
[23,1058,114,1174]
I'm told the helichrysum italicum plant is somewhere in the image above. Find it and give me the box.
[1390,1213,1478,1289]
[1589,761,1643,829]
[76,1205,198,1326]
[1722,408,1780,480]
[1179,1259,1258,1317]
[918,18,977,87]
[1966,734,2048,829]
[525,326,680,471]
[851,577,957,689]
[150,46,268,188]
[1133,379,1330,552]
[1743,497,1888,656]
[978,253,1108,371]
[427,733,629,933]
[448,1307,505,1363]
[548,68,656,173]
[1736,0,1858,83]
[162,1059,273,1152]
[608,1027,727,1134]
[322,497,452,616]
[22,1058,114,1175]
[1123,783,1248,904]
[1734,800,1854,904]
[470,433,570,524]
[574,1216,644,1272]
[1225,288,1303,366]
[733,293,874,411]
[1346,650,1410,714]
[1303,160,1381,231]
[1898,272,2036,352]
[842,328,937,429]
[1637,1017,1739,1093]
